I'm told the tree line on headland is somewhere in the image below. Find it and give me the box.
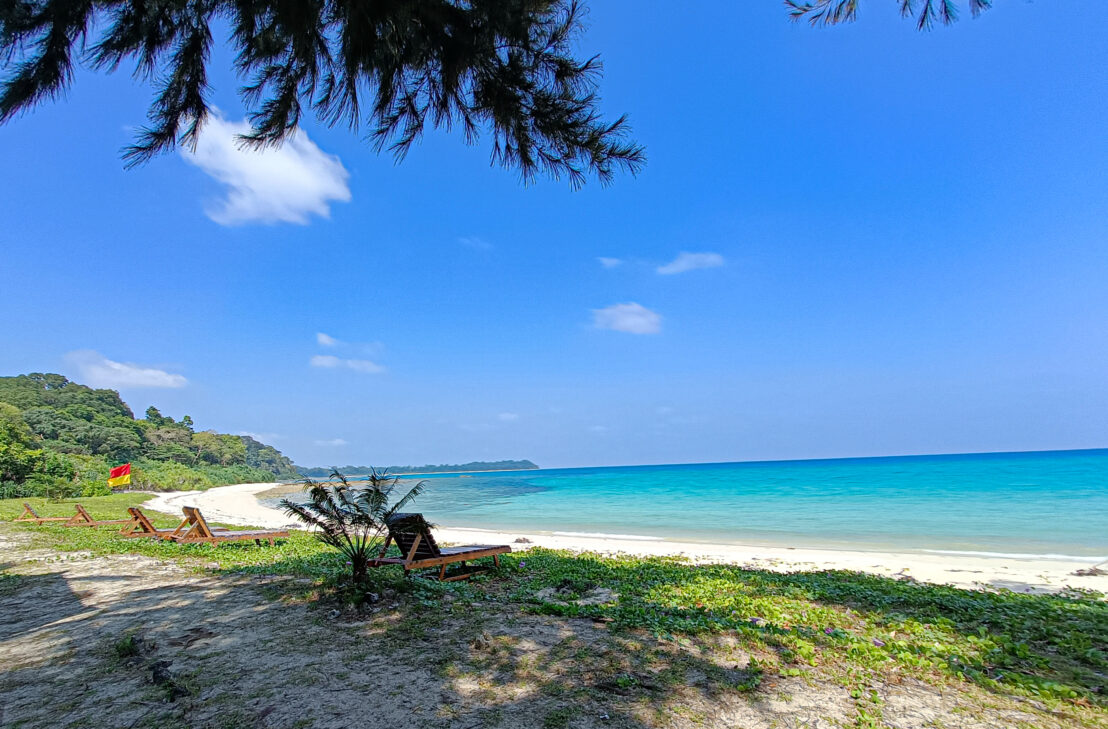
[0,373,297,497]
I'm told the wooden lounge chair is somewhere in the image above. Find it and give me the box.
[13,502,71,524]
[373,513,510,581]
[173,506,288,546]
[64,503,132,527]
[119,507,187,540]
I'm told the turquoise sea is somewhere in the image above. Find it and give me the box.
[290,449,1108,560]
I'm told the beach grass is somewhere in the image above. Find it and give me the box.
[3,494,1106,727]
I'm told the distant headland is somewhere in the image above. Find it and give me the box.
[295,460,539,477]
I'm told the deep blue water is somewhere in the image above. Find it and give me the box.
[288,449,1108,558]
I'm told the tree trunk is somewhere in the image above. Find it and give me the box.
[352,556,368,583]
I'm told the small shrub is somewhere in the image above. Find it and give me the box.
[281,469,426,584]
[113,634,141,660]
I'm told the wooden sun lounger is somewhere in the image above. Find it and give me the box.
[173,506,288,546]
[13,502,71,524]
[64,503,132,527]
[15,502,135,527]
[13,500,70,522]
[373,513,510,581]
[119,507,188,540]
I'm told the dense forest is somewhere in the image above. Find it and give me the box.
[0,373,297,497]
[296,460,539,477]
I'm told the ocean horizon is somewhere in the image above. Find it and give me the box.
[277,448,1108,560]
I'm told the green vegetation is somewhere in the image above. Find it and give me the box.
[0,373,298,498]
[5,493,1105,727]
[280,470,426,583]
[509,550,1108,710]
[296,460,539,477]
[0,495,416,589]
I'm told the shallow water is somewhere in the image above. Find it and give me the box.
[274,449,1108,558]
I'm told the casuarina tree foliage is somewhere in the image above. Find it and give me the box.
[0,0,645,186]
[785,0,992,31]
[281,469,426,583]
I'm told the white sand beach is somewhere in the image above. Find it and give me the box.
[144,482,1108,596]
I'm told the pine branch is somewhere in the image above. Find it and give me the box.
[0,0,645,186]
[786,0,991,29]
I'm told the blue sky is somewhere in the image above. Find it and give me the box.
[2,1,1107,469]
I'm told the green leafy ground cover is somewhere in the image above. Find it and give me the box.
[4,494,1106,727]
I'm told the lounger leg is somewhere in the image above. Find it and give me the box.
[493,554,500,568]
[439,564,447,581]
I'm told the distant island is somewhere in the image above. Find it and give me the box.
[295,460,539,477]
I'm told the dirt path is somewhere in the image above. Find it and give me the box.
[0,526,1096,729]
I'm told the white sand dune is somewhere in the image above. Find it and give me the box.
[143,482,1108,595]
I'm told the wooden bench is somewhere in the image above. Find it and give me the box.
[173,506,289,546]
[372,513,510,581]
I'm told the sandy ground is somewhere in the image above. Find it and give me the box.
[144,482,1108,595]
[0,526,1093,729]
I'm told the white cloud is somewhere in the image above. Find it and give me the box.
[598,257,623,268]
[238,431,281,442]
[657,251,725,275]
[309,355,386,374]
[498,412,519,422]
[314,438,348,447]
[344,359,385,374]
[361,341,386,356]
[459,236,493,251]
[65,350,187,389]
[592,302,662,335]
[316,332,340,347]
[181,113,351,225]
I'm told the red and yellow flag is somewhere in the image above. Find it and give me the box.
[108,463,132,488]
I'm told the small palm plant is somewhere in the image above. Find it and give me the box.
[280,469,426,583]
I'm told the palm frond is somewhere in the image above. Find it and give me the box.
[280,469,426,583]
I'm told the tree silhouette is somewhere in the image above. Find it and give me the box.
[0,0,644,186]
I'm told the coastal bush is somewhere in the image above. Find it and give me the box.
[281,469,427,584]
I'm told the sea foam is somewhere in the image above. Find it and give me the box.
[922,549,1108,562]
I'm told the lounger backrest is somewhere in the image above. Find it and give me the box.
[386,513,441,560]
[23,502,40,518]
[74,504,93,523]
[181,506,209,535]
[181,506,214,538]
[127,507,157,533]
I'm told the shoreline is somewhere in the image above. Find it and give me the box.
[143,482,1108,595]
